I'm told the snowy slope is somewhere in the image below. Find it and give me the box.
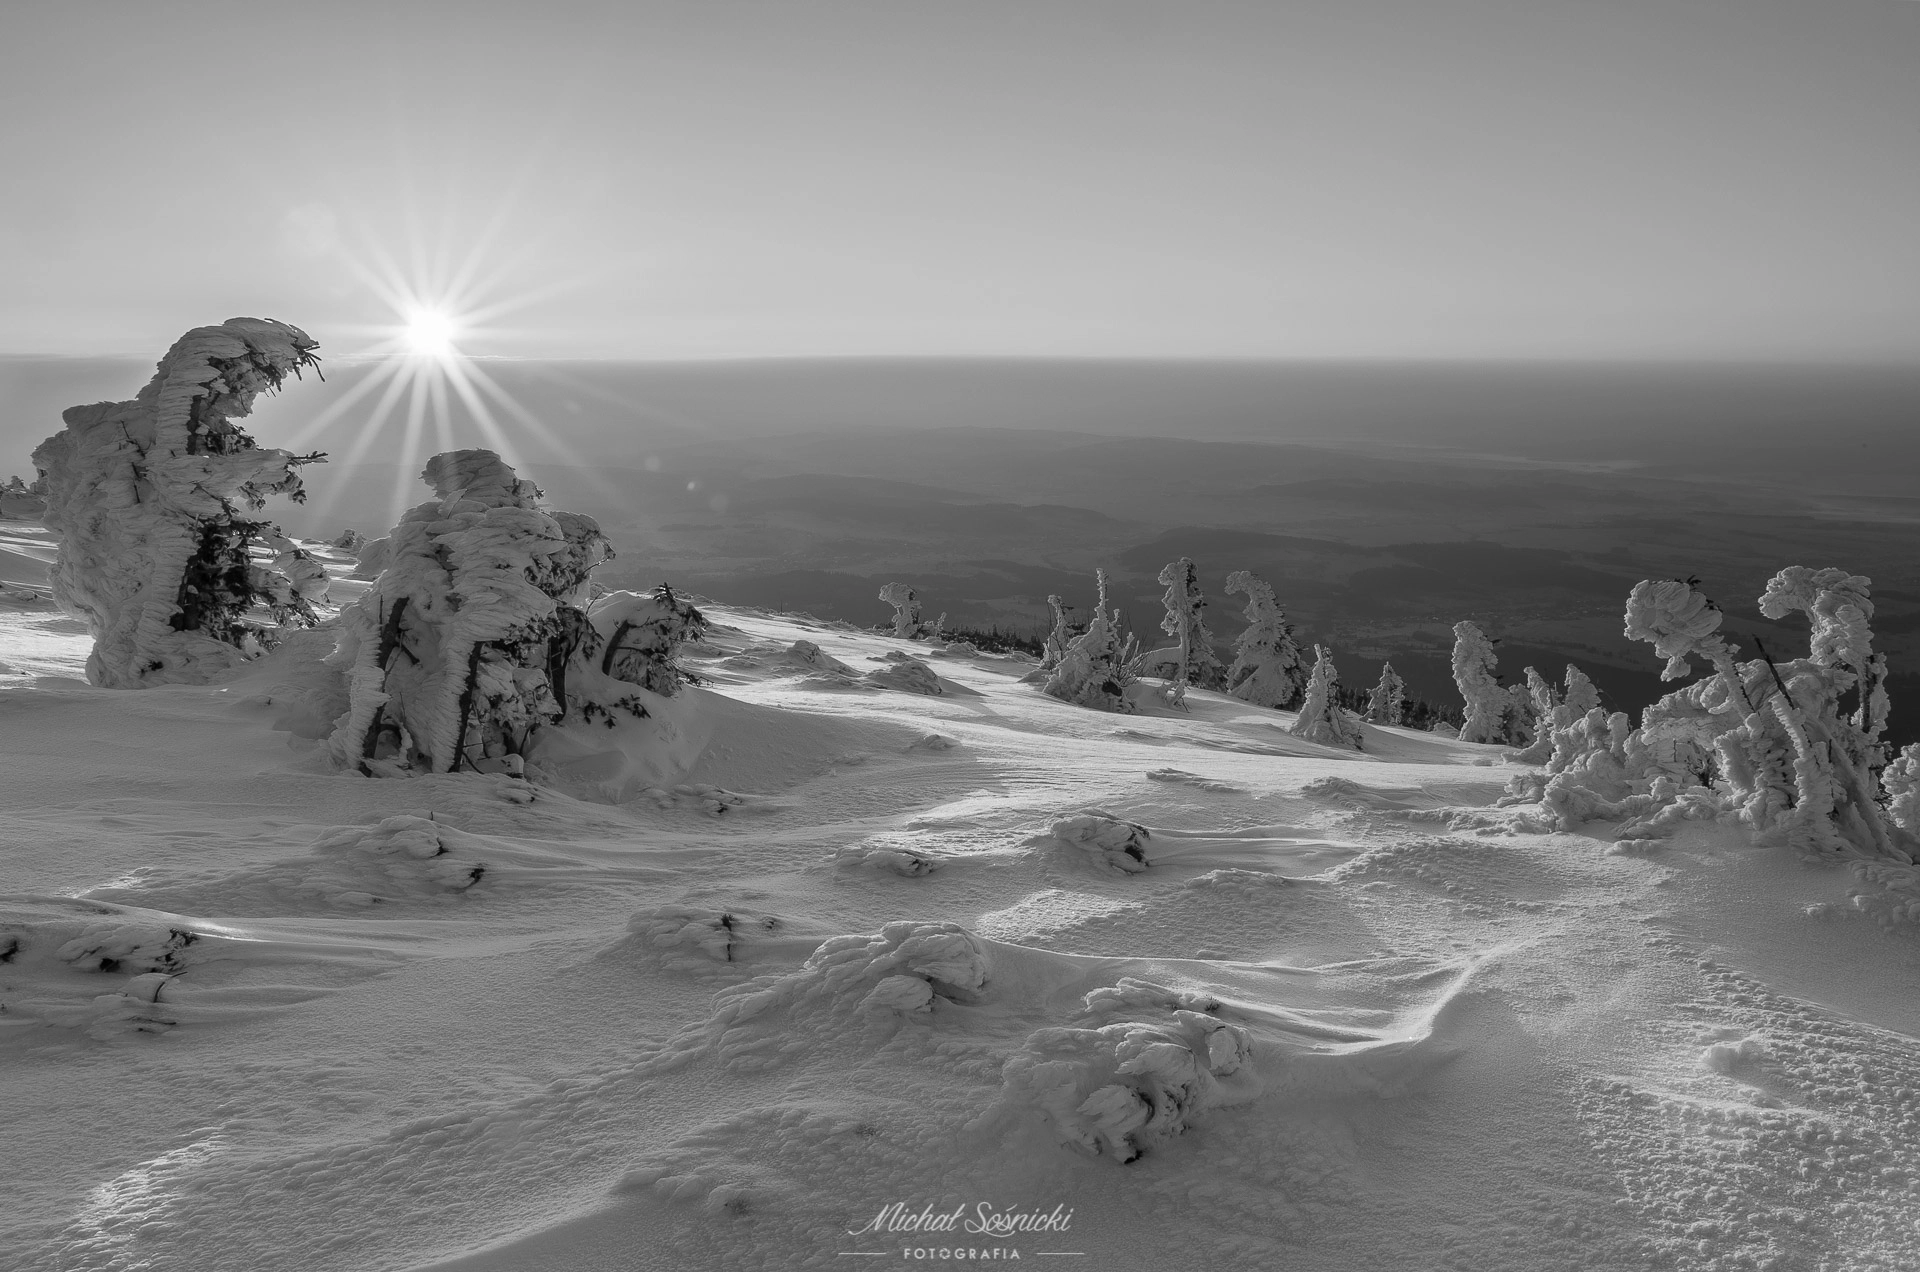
[4,567,1920,1272]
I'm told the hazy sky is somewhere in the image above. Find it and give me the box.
[3,0,1916,361]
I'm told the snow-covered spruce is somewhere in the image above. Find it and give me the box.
[30,317,325,687]
[1290,644,1363,749]
[1563,664,1602,717]
[877,582,925,639]
[1142,557,1225,692]
[1451,620,1526,745]
[1039,594,1076,670]
[1222,570,1306,709]
[1366,661,1406,726]
[325,449,639,775]
[1041,569,1141,713]
[1506,666,1564,764]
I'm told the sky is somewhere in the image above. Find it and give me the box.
[2,0,1917,362]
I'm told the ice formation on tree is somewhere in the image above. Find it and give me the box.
[1451,621,1526,745]
[331,528,366,552]
[1039,595,1076,670]
[1366,662,1406,726]
[1042,569,1141,713]
[877,582,924,639]
[1150,557,1225,691]
[325,449,651,776]
[29,317,325,687]
[1291,645,1363,749]
[1222,570,1307,709]
[1499,573,1916,861]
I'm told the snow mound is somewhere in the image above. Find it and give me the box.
[692,922,993,1071]
[623,905,791,972]
[306,814,491,902]
[0,896,402,1038]
[1046,812,1152,872]
[986,979,1258,1162]
[865,653,944,695]
[835,843,945,876]
[1146,767,1244,793]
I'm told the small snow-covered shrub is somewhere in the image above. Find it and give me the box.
[877,582,925,639]
[326,449,623,775]
[1042,569,1141,713]
[1222,570,1307,709]
[30,317,326,687]
[589,583,708,699]
[1291,645,1364,750]
[1366,662,1406,726]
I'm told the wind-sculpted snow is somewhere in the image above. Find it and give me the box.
[689,922,994,1071]
[10,597,1920,1272]
[30,317,324,688]
[0,896,408,1040]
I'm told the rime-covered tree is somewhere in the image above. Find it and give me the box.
[1222,570,1307,708]
[1290,645,1363,749]
[1043,569,1141,713]
[328,450,630,776]
[1366,662,1406,726]
[1152,557,1224,690]
[1039,594,1076,670]
[1563,665,1602,717]
[1451,621,1526,745]
[30,318,327,687]
[878,582,924,638]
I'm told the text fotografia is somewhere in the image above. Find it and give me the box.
[849,1202,1074,1238]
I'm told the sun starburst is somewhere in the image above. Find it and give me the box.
[280,205,611,529]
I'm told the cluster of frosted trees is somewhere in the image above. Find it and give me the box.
[1009,557,1388,749]
[29,319,712,781]
[1493,573,1917,862]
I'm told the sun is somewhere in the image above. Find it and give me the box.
[403,308,458,357]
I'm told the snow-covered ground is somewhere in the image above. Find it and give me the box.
[5,543,1920,1272]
